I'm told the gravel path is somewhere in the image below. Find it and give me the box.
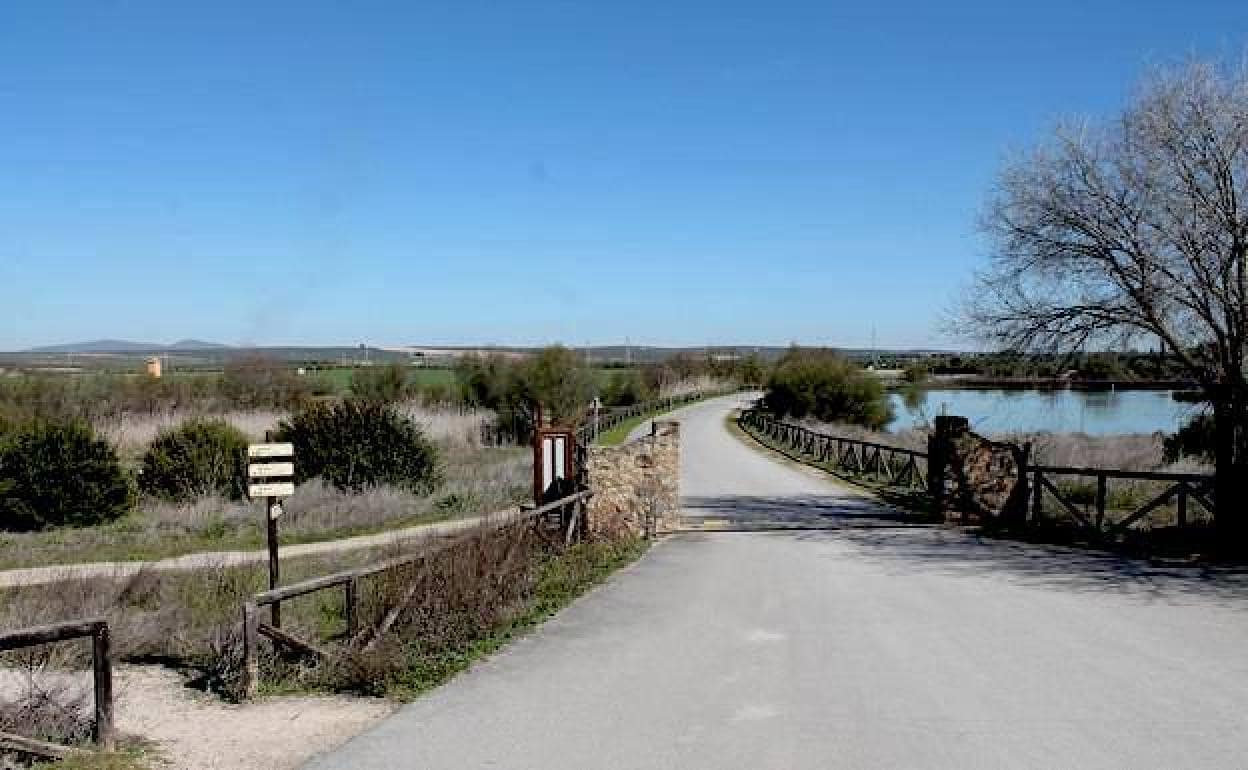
[305,394,1248,769]
[0,509,519,589]
[115,666,395,769]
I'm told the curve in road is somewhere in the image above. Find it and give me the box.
[306,394,1248,770]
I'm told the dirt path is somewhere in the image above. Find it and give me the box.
[116,666,395,769]
[0,508,520,589]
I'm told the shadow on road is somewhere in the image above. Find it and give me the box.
[777,525,1248,604]
[682,493,926,530]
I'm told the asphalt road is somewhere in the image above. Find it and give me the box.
[307,395,1248,769]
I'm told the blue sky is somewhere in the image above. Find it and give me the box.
[2,1,1244,350]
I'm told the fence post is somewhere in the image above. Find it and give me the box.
[91,623,114,751]
[1095,473,1108,532]
[344,577,358,640]
[1176,483,1188,529]
[1031,468,1044,522]
[928,416,969,517]
[241,601,259,699]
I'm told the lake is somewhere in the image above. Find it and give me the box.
[887,388,1203,436]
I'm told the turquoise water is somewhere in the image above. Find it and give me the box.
[887,388,1203,436]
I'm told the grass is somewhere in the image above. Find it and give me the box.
[0,445,530,571]
[596,387,733,446]
[33,748,153,770]
[308,367,459,394]
[376,535,648,701]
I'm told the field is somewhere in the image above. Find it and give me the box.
[0,403,530,570]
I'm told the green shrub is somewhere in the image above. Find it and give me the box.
[139,419,250,502]
[1164,412,1216,463]
[902,362,929,385]
[763,348,893,428]
[0,420,135,531]
[277,400,442,493]
[350,363,409,404]
[600,370,654,407]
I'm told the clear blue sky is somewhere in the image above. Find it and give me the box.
[2,1,1244,351]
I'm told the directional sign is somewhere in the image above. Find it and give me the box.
[248,443,293,458]
[248,482,295,498]
[249,462,294,478]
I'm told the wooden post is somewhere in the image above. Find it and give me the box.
[1176,483,1188,529]
[344,577,358,639]
[241,601,259,699]
[266,508,281,627]
[1032,469,1044,522]
[1095,473,1108,532]
[91,623,114,751]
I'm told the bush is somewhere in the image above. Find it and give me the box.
[763,348,893,428]
[902,362,929,385]
[277,400,442,493]
[0,420,135,531]
[1164,412,1216,463]
[600,370,654,407]
[139,419,250,502]
[350,363,409,404]
[220,355,315,409]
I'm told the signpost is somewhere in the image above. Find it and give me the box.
[248,439,295,626]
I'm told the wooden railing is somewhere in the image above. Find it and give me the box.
[740,409,1215,537]
[0,618,114,759]
[239,491,591,697]
[740,410,928,490]
[1029,465,1215,535]
[578,387,739,445]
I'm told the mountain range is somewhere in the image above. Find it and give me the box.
[27,339,231,353]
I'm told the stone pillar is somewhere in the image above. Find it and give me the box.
[585,420,681,538]
[928,415,969,517]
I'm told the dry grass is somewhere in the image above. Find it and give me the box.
[94,403,495,461]
[0,521,644,731]
[393,402,493,450]
[0,445,530,570]
[94,410,284,461]
[660,377,734,399]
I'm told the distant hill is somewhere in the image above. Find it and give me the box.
[28,339,230,353]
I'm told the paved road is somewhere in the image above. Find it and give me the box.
[307,395,1248,769]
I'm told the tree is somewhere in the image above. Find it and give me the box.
[963,58,1248,539]
[763,348,892,429]
[514,345,594,426]
[350,363,409,404]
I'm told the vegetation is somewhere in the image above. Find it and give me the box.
[0,420,135,531]
[456,346,596,440]
[762,348,892,429]
[277,400,442,494]
[0,524,646,710]
[349,363,410,404]
[599,369,655,407]
[964,57,1248,543]
[1164,413,1216,464]
[139,418,250,502]
[274,529,648,700]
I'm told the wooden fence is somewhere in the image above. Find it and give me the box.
[240,491,591,697]
[740,409,928,490]
[577,388,739,445]
[740,409,1216,537]
[0,618,114,759]
[1029,465,1215,535]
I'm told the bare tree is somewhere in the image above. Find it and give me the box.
[965,58,1248,538]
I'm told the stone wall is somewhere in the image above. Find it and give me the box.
[929,416,1030,522]
[586,420,680,537]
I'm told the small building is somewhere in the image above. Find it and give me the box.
[145,356,162,378]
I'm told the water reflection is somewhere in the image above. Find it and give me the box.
[887,389,1202,436]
